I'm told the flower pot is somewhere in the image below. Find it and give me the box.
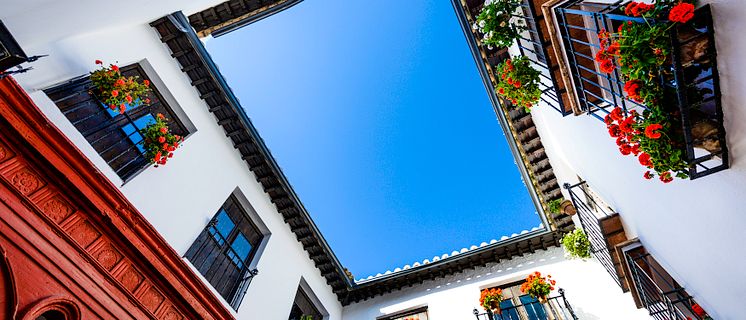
[560,200,576,216]
[492,308,502,315]
[537,296,548,304]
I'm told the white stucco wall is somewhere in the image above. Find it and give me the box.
[525,1,746,319]
[3,5,344,320]
[342,246,650,320]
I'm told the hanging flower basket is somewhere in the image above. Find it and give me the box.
[142,113,183,167]
[472,0,526,50]
[89,60,151,114]
[520,272,555,303]
[561,228,592,260]
[495,57,542,111]
[595,1,726,182]
[479,288,504,315]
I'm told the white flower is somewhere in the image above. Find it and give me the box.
[484,0,493,5]
[488,45,494,50]
[479,20,486,28]
[472,22,478,30]
[488,31,495,37]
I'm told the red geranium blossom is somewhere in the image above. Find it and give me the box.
[619,144,632,155]
[692,304,706,317]
[659,171,673,183]
[599,59,615,74]
[608,125,622,138]
[610,107,624,122]
[644,171,654,180]
[644,123,663,139]
[498,88,505,94]
[624,80,643,102]
[111,65,119,72]
[95,59,103,65]
[514,80,522,88]
[669,2,695,24]
[638,152,653,168]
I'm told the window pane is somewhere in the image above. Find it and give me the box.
[231,233,252,263]
[210,209,235,245]
[519,295,547,320]
[120,114,155,154]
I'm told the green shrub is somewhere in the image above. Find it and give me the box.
[561,228,592,259]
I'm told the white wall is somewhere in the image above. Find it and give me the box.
[342,246,650,320]
[3,4,344,320]
[527,1,746,318]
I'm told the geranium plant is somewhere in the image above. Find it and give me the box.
[520,271,555,302]
[561,228,592,260]
[595,1,698,182]
[479,288,504,314]
[473,0,526,49]
[496,57,542,111]
[90,60,152,114]
[142,113,183,167]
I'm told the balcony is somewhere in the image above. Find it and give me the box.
[514,0,572,115]
[624,244,711,320]
[473,289,578,320]
[553,2,727,179]
[565,181,629,291]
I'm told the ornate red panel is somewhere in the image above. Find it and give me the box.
[0,76,234,319]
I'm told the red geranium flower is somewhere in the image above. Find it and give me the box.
[599,59,615,74]
[159,127,168,134]
[692,304,706,317]
[143,79,150,86]
[507,78,514,85]
[111,90,119,97]
[610,107,624,122]
[619,144,632,155]
[514,80,522,88]
[644,171,654,180]
[158,136,166,143]
[498,88,505,94]
[95,59,103,65]
[638,152,653,168]
[624,80,643,102]
[604,114,613,125]
[659,171,673,183]
[606,42,620,56]
[111,65,119,72]
[644,123,663,139]
[125,95,133,103]
[669,2,695,24]
[620,116,635,134]
[608,125,622,138]
[624,2,638,16]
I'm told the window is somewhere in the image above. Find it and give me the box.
[475,280,576,320]
[44,63,189,181]
[379,307,428,320]
[36,310,65,320]
[185,195,263,310]
[288,287,323,320]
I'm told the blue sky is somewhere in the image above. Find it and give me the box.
[206,0,540,278]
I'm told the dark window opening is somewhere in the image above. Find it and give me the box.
[288,287,323,320]
[35,310,66,320]
[185,195,262,310]
[44,63,188,182]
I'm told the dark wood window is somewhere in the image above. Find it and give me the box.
[185,195,263,310]
[379,306,428,320]
[288,287,323,320]
[44,63,188,181]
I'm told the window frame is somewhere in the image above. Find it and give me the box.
[43,60,194,184]
[185,193,267,310]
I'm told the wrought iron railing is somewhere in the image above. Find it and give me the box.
[565,182,622,288]
[515,0,570,115]
[626,251,706,320]
[473,289,578,320]
[554,2,727,179]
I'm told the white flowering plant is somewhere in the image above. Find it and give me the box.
[473,0,526,49]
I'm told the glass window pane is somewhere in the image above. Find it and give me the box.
[519,295,547,320]
[231,233,252,262]
[210,209,235,245]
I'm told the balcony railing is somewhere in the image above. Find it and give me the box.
[625,251,706,320]
[565,182,627,290]
[473,289,578,320]
[514,0,570,115]
[554,2,728,179]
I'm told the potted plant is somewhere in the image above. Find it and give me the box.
[548,199,576,216]
[472,0,526,50]
[595,1,708,182]
[495,57,542,111]
[89,60,151,114]
[691,303,713,320]
[520,272,555,303]
[142,113,183,167]
[561,228,592,259]
[479,288,504,315]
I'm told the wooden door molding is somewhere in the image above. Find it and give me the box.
[0,76,234,319]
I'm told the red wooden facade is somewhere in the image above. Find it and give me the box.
[0,76,234,319]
